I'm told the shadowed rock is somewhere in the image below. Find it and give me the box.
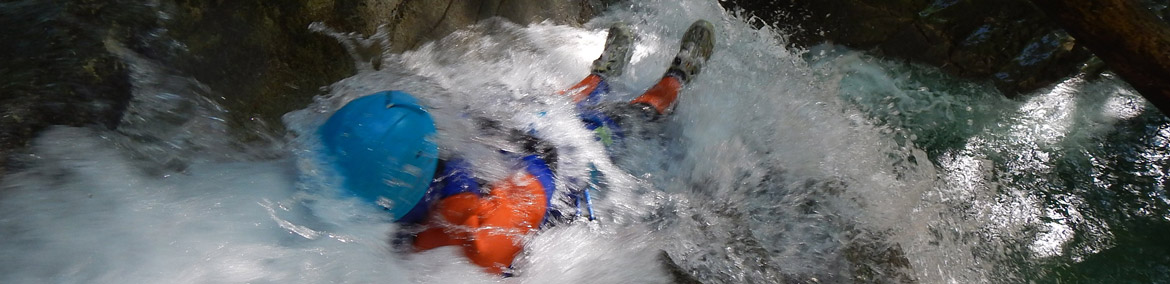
[0,0,612,174]
[0,0,151,176]
[1030,0,1170,116]
[141,0,613,143]
[718,0,1097,97]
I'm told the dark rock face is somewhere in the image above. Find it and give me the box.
[1031,0,1170,115]
[154,0,607,141]
[328,0,604,53]
[160,0,359,142]
[1,0,606,174]
[0,0,155,175]
[719,0,1095,96]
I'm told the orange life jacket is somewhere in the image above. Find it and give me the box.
[412,155,555,274]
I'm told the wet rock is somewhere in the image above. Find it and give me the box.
[0,0,157,175]
[333,0,599,53]
[1031,0,1170,116]
[159,0,359,143]
[159,0,610,142]
[719,0,1096,97]
[1,0,611,173]
[842,229,916,283]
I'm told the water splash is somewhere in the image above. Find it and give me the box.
[3,0,1169,283]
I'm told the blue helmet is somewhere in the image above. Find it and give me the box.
[318,91,438,220]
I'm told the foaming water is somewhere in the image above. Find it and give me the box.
[4,0,1169,283]
[814,45,1170,282]
[0,128,411,283]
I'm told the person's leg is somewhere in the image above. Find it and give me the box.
[558,23,635,148]
[562,22,633,106]
[568,20,717,147]
[563,73,606,104]
[628,76,684,115]
[628,20,716,116]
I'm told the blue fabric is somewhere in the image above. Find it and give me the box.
[578,109,624,141]
[577,78,609,108]
[400,156,556,224]
[520,154,557,204]
[575,78,624,145]
[436,159,482,198]
[398,159,481,224]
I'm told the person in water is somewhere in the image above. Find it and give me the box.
[317,20,716,274]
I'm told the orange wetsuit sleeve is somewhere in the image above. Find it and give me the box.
[561,74,604,103]
[629,76,683,114]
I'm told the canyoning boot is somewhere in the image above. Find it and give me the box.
[590,22,635,78]
[666,20,716,84]
[631,20,715,114]
[565,22,635,103]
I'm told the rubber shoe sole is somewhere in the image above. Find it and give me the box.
[667,20,715,84]
[591,22,635,78]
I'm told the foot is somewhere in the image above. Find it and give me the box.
[666,20,715,84]
[590,22,635,78]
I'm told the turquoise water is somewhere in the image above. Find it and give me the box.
[2,0,1168,283]
[816,46,1170,283]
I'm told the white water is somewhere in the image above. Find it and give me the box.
[3,0,1167,283]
